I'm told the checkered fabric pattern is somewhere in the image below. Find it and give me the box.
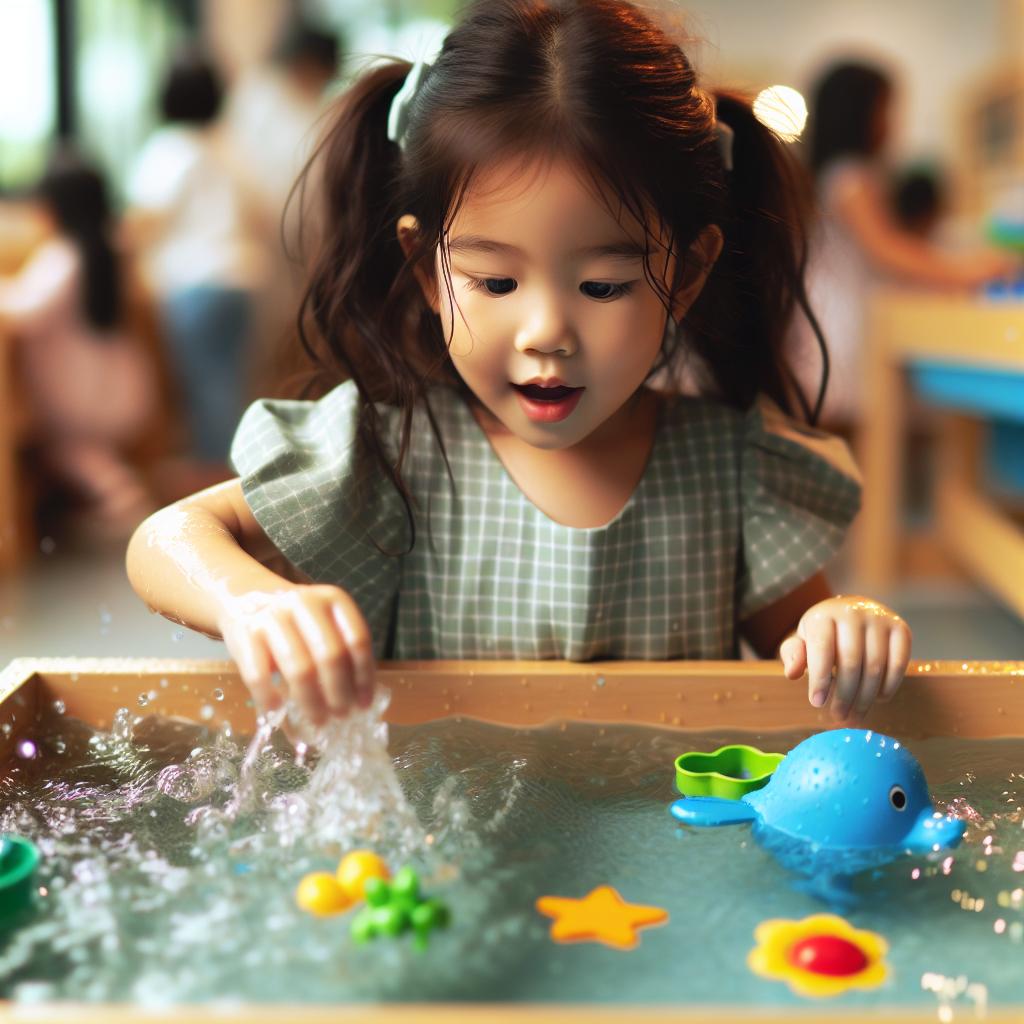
[230,382,860,660]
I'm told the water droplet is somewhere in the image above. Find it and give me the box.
[212,688,224,702]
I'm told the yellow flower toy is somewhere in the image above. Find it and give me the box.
[748,913,888,998]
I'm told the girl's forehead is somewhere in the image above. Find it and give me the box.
[447,155,660,252]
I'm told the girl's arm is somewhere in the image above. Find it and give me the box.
[740,571,911,719]
[126,479,376,726]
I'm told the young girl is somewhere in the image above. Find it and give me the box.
[0,151,158,537]
[128,0,911,730]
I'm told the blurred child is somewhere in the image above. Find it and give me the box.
[892,167,944,239]
[0,150,158,539]
[126,48,265,469]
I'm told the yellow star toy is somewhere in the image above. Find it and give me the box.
[535,885,669,950]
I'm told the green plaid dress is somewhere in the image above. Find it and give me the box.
[230,382,860,660]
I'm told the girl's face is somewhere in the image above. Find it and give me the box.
[408,156,718,451]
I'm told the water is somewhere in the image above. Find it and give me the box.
[0,702,1022,1011]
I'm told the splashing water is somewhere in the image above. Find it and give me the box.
[1,712,1024,1009]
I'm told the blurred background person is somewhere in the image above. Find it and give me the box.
[791,60,1018,432]
[224,21,340,224]
[222,21,341,397]
[124,48,266,486]
[892,166,946,239]
[0,149,159,541]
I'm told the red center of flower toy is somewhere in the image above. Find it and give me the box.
[787,935,869,976]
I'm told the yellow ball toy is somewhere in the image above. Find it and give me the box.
[337,850,390,902]
[295,872,353,916]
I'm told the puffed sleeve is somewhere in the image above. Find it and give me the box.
[229,380,407,653]
[738,399,862,619]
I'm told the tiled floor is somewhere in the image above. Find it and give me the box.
[1,547,1022,667]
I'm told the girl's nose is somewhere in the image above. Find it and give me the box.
[513,291,578,357]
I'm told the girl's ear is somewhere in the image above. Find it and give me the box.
[396,214,440,314]
[670,224,724,323]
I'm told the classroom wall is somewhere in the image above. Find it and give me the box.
[674,0,1006,167]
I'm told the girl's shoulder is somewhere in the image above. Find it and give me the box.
[229,379,465,482]
[658,391,858,476]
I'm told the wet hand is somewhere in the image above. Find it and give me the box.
[778,596,912,719]
[217,585,376,727]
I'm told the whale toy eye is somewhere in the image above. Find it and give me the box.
[889,785,907,810]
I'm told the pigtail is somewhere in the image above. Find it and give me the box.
[685,91,828,423]
[293,62,452,556]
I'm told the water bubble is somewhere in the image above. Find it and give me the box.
[0,723,10,737]
[137,694,150,708]
[39,536,56,555]
[199,705,214,721]
[595,676,606,688]
[159,678,169,689]
[15,739,37,759]
[172,630,185,643]
[212,688,224,702]
[51,699,66,715]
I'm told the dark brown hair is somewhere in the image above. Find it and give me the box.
[809,61,892,176]
[293,0,827,554]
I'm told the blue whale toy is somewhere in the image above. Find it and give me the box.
[670,729,965,904]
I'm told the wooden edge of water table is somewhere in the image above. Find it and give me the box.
[1,657,1023,1024]
[2,1006,1023,1024]
[1,657,1023,742]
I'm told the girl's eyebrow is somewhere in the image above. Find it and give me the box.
[448,235,646,261]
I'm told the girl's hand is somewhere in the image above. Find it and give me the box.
[217,585,376,727]
[778,596,911,719]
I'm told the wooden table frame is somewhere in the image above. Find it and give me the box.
[859,290,1024,615]
[1,656,1024,1023]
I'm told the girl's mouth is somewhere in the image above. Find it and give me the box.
[511,383,585,423]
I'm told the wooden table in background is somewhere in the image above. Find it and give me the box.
[859,289,1024,616]
[0,203,45,573]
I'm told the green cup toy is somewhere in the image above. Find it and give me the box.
[674,744,785,800]
[0,836,40,922]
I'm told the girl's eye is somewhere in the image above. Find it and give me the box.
[580,281,635,300]
[465,278,634,300]
[468,278,517,296]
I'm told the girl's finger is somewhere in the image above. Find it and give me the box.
[880,621,912,701]
[853,620,888,717]
[261,613,328,727]
[832,619,865,719]
[330,592,377,708]
[224,622,281,714]
[290,596,356,716]
[799,614,835,708]
[779,635,807,680]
